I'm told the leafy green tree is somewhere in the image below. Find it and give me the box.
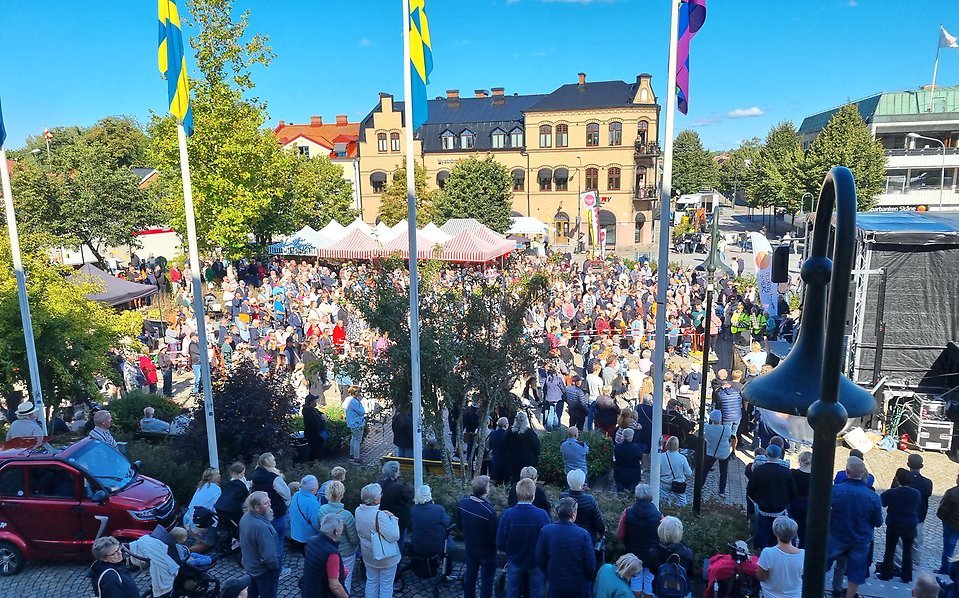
[746,121,805,213]
[0,235,142,413]
[434,156,514,233]
[803,103,887,210]
[11,117,155,263]
[718,137,761,201]
[378,162,436,227]
[288,155,356,229]
[672,129,719,196]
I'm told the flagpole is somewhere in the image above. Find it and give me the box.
[402,0,424,491]
[930,42,941,113]
[0,147,47,434]
[176,121,219,470]
[651,0,682,507]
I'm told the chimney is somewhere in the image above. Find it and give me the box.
[578,72,586,86]
[310,116,323,126]
[446,89,460,99]
[491,87,505,97]
[336,114,348,125]
[474,89,489,98]
[278,120,285,127]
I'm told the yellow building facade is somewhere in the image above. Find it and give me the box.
[357,73,661,248]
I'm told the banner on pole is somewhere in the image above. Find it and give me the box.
[598,228,606,259]
[749,232,778,317]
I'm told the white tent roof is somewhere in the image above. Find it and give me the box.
[373,222,396,242]
[507,216,550,236]
[421,222,452,244]
[318,220,347,241]
[343,217,374,235]
[296,225,332,248]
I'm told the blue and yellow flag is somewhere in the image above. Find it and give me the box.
[409,0,433,131]
[0,98,6,148]
[158,0,194,135]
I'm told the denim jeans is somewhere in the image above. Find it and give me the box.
[463,557,496,598]
[754,514,778,550]
[192,364,202,393]
[365,563,398,598]
[248,568,280,598]
[162,369,173,397]
[586,401,597,431]
[395,446,413,458]
[350,427,364,461]
[507,564,544,598]
[270,514,287,565]
[342,551,357,593]
[943,524,959,572]
[701,455,729,495]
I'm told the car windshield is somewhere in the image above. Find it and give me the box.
[66,441,136,493]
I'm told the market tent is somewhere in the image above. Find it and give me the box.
[508,234,531,245]
[268,226,331,255]
[343,217,374,236]
[316,228,380,260]
[72,264,157,307]
[373,222,396,242]
[440,230,501,263]
[421,222,452,244]
[438,218,488,237]
[389,219,409,239]
[472,226,515,256]
[317,219,347,242]
[507,216,549,237]
[379,228,445,260]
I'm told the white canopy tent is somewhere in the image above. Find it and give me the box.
[507,216,550,237]
[318,219,348,242]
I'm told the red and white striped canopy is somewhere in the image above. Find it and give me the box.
[316,228,380,260]
[440,230,502,263]
[379,228,444,260]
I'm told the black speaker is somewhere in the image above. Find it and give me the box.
[771,246,790,283]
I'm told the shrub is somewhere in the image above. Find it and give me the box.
[105,391,181,436]
[177,362,294,466]
[661,500,751,573]
[290,406,350,453]
[127,439,205,507]
[537,429,613,486]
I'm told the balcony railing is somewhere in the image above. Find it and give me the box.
[634,141,661,156]
[634,186,660,199]
[884,147,959,157]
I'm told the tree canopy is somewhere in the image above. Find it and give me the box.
[804,103,886,210]
[746,121,805,213]
[434,156,514,233]
[377,162,436,227]
[672,129,719,196]
[718,137,761,201]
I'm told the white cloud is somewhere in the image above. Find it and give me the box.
[847,0,858,7]
[727,107,764,119]
[691,116,722,127]
[359,38,373,47]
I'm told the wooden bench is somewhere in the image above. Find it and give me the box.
[380,454,464,477]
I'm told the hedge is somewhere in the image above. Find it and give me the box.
[537,429,613,486]
[104,391,181,435]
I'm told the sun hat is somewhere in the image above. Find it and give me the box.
[16,401,37,417]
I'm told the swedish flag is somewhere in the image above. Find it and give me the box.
[409,0,432,131]
[158,0,194,135]
[0,98,6,147]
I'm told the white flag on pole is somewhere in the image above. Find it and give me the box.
[940,25,958,49]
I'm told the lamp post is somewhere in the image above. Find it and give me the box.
[691,203,733,514]
[907,132,946,211]
[742,167,875,598]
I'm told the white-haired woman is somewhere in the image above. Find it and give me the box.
[90,536,139,598]
[645,516,695,595]
[355,483,401,598]
[319,480,360,591]
[700,409,735,499]
[757,516,804,598]
[410,485,454,576]
[504,411,540,484]
[289,474,321,548]
[594,553,644,598]
[659,436,692,506]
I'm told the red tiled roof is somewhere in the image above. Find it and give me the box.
[273,120,360,158]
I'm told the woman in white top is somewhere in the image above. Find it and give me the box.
[757,516,804,598]
[355,483,401,598]
[182,468,221,551]
[743,341,769,372]
[659,436,692,506]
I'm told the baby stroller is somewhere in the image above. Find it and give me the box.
[135,526,221,598]
[703,543,760,598]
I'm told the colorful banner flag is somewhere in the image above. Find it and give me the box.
[158,0,194,135]
[409,0,433,130]
[749,232,778,317]
[0,98,6,147]
[676,0,707,115]
[598,229,607,259]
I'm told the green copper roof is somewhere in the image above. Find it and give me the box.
[799,84,959,135]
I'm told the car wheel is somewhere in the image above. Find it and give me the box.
[0,541,24,576]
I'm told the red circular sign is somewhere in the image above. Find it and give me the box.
[583,192,596,208]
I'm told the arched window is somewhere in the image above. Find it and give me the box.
[538,168,553,192]
[437,170,450,189]
[607,167,621,191]
[637,120,649,145]
[586,123,600,147]
[609,122,622,146]
[510,128,524,148]
[461,129,475,150]
[441,130,455,150]
[491,129,506,149]
[555,124,569,148]
[599,210,617,246]
[554,168,569,192]
[390,132,401,152]
[377,133,388,153]
[585,167,599,190]
[539,125,552,148]
[554,212,570,242]
[512,168,525,192]
[370,171,387,193]
[634,212,647,243]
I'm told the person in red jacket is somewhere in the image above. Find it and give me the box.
[332,320,346,352]
[139,354,159,394]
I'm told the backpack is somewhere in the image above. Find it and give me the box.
[655,553,689,598]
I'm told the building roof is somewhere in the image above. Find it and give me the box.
[527,80,651,112]
[799,84,959,136]
[850,210,959,245]
[273,120,360,158]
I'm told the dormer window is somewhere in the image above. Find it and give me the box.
[461,129,475,149]
[510,128,524,148]
[491,129,506,149]
[441,130,455,150]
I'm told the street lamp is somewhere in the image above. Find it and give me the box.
[742,167,875,598]
[907,132,946,211]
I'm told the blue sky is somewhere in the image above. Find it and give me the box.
[2,0,958,151]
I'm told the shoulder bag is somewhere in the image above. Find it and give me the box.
[666,453,687,495]
[370,510,400,561]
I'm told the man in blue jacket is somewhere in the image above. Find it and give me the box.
[564,376,588,431]
[827,456,883,598]
[535,497,596,598]
[457,476,499,598]
[497,478,550,598]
